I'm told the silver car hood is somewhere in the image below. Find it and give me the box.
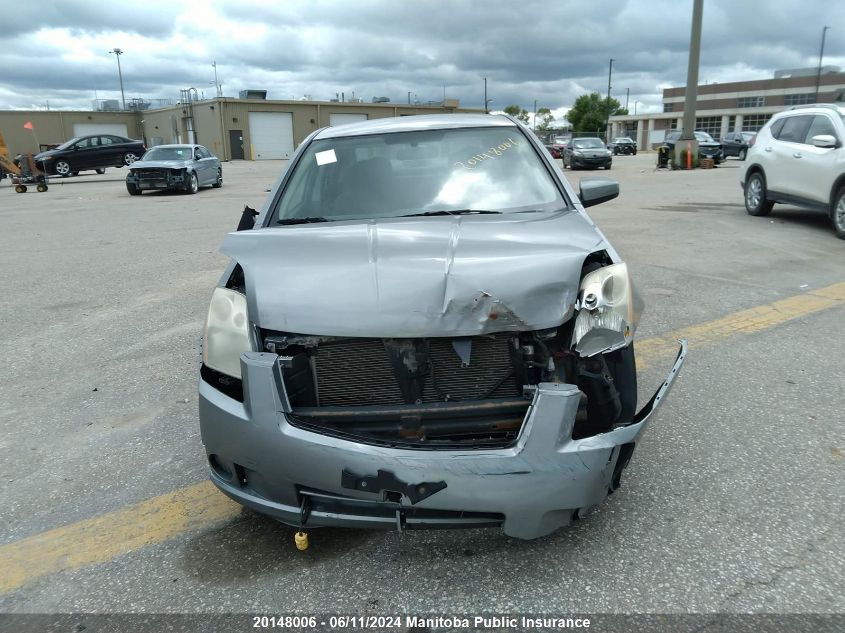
[221,211,607,337]
[131,160,191,169]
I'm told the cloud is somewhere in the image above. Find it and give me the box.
[0,0,843,113]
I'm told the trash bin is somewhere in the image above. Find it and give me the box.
[656,145,670,169]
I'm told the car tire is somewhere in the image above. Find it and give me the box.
[831,186,845,240]
[126,182,141,196]
[123,152,139,166]
[744,171,774,217]
[738,148,747,161]
[54,160,72,177]
[96,168,106,174]
[212,168,223,188]
[186,171,198,194]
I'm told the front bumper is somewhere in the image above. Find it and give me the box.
[126,170,187,190]
[199,342,687,540]
[571,155,612,168]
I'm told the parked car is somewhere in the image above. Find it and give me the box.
[34,134,146,177]
[125,144,222,195]
[544,142,565,158]
[663,130,723,164]
[721,131,755,160]
[563,137,612,169]
[609,137,637,155]
[198,113,687,540]
[742,103,845,239]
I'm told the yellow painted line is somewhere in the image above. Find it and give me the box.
[1,281,845,593]
[636,280,845,369]
[0,481,239,594]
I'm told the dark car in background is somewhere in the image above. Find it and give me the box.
[35,134,146,177]
[563,137,612,170]
[609,137,637,155]
[125,144,222,195]
[721,131,755,160]
[663,130,723,164]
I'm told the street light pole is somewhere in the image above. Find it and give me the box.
[484,77,488,113]
[625,88,629,112]
[605,58,615,142]
[815,26,831,102]
[110,48,126,110]
[681,0,703,141]
[634,100,642,115]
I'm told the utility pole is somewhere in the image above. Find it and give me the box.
[625,88,629,112]
[408,91,411,105]
[815,26,831,102]
[484,77,488,113]
[110,48,126,110]
[605,58,614,142]
[681,0,703,141]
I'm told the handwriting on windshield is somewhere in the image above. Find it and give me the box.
[454,137,520,169]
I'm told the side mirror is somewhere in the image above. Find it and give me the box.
[578,178,619,208]
[811,134,838,149]
[236,205,259,231]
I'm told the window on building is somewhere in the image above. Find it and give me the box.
[663,103,673,113]
[695,116,722,138]
[737,96,765,108]
[784,93,815,106]
[670,119,679,130]
[741,113,773,132]
[728,115,736,131]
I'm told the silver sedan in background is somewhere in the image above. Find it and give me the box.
[126,144,222,195]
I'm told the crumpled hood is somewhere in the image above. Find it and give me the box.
[221,211,607,337]
[130,159,191,169]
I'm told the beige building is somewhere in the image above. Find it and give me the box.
[1,98,478,160]
[610,68,845,150]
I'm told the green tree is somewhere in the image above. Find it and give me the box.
[536,107,555,131]
[504,104,530,124]
[565,93,628,135]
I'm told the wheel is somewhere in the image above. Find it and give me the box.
[605,163,612,170]
[738,148,747,161]
[744,171,774,216]
[212,167,223,188]
[36,183,48,192]
[96,168,106,174]
[54,160,72,177]
[123,152,139,166]
[831,187,845,240]
[15,184,26,193]
[126,182,141,196]
[186,171,198,194]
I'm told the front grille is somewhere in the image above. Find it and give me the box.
[313,336,519,407]
[136,168,169,180]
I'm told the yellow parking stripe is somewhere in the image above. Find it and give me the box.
[1,281,844,594]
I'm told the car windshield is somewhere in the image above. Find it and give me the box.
[55,137,82,150]
[571,138,605,149]
[142,147,193,161]
[694,131,715,142]
[272,126,566,222]
[614,138,633,143]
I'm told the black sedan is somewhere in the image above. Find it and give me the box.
[663,130,723,164]
[35,135,146,177]
[720,131,755,160]
[563,137,612,170]
[609,137,637,155]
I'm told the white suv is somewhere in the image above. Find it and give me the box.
[742,104,845,239]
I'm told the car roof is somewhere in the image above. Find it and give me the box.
[314,114,515,139]
[150,144,201,149]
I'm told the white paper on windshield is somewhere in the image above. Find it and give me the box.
[315,149,337,166]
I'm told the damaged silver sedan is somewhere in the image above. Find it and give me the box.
[198,114,686,540]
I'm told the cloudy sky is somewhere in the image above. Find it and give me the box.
[1,0,843,118]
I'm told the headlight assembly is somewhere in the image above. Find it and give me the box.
[203,287,250,379]
[572,262,642,357]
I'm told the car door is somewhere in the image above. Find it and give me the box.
[95,136,117,167]
[789,114,842,204]
[195,147,213,184]
[71,137,96,169]
[763,115,813,197]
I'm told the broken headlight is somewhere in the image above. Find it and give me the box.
[572,262,641,357]
[203,287,250,379]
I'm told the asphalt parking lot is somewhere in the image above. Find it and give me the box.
[0,153,843,616]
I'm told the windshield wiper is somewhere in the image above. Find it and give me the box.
[276,217,330,225]
[399,209,501,217]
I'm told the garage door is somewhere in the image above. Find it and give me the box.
[329,113,368,127]
[72,123,129,138]
[248,112,294,160]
